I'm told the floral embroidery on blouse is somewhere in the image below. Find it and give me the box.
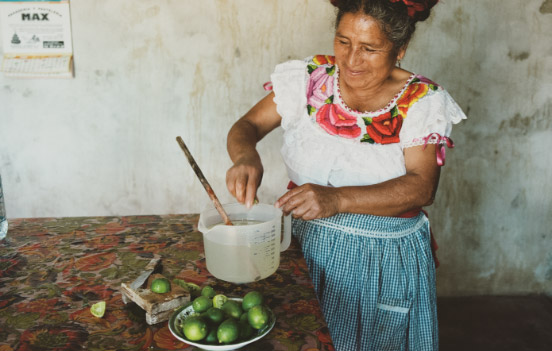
[305,55,439,145]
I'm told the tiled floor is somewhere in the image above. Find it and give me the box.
[438,295,552,351]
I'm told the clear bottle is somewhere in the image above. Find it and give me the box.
[0,174,7,240]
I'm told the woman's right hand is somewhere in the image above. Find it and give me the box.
[226,91,282,208]
[226,154,263,208]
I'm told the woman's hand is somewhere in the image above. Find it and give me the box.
[226,92,281,208]
[275,183,341,220]
[226,154,263,208]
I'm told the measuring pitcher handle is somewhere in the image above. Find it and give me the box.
[280,214,291,252]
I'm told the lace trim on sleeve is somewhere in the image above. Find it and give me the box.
[402,134,446,148]
[399,88,467,149]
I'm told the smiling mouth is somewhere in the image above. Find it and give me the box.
[343,68,364,76]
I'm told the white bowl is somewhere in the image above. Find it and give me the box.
[168,298,276,351]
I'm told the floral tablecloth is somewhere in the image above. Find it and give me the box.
[0,215,334,351]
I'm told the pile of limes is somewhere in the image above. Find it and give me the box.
[179,286,271,345]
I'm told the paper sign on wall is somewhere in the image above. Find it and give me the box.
[0,0,73,78]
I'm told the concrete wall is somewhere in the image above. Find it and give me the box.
[0,0,550,296]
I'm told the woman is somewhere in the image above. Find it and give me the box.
[226,0,466,349]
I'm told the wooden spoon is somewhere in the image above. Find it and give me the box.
[176,136,233,225]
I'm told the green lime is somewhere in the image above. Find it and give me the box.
[221,300,243,319]
[242,291,264,311]
[151,278,171,294]
[192,295,213,313]
[182,316,208,341]
[172,278,187,288]
[174,279,202,297]
[239,312,249,323]
[238,320,254,340]
[186,282,202,298]
[203,307,225,325]
[90,301,106,318]
[248,305,269,330]
[217,318,239,344]
[205,328,218,344]
[212,294,228,309]
[201,285,216,299]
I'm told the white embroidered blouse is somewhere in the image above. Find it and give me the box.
[270,55,467,188]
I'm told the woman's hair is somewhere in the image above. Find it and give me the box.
[331,0,438,51]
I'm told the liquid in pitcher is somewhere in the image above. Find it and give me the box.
[203,220,280,284]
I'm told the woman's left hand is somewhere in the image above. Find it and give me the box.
[275,183,340,220]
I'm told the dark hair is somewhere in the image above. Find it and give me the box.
[332,0,437,51]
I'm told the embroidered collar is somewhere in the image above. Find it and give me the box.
[305,55,438,145]
[334,65,416,118]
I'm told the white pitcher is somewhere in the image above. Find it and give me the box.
[197,203,291,284]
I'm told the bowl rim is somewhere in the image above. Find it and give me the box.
[168,297,276,350]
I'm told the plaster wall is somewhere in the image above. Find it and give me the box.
[0,0,550,296]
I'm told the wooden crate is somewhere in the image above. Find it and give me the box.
[121,273,190,325]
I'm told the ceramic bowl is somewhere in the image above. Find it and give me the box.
[168,298,276,351]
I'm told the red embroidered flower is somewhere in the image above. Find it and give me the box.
[397,82,429,118]
[316,103,361,139]
[312,54,335,66]
[362,107,403,144]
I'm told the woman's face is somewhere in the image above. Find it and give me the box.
[334,12,403,90]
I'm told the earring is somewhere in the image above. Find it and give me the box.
[397,59,401,68]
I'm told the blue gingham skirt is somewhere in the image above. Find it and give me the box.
[293,212,438,351]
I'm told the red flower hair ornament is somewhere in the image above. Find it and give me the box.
[329,0,439,22]
[390,0,438,21]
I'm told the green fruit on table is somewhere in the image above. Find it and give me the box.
[221,300,243,319]
[238,319,254,340]
[205,328,218,344]
[203,307,225,325]
[90,301,106,318]
[217,318,239,344]
[212,294,228,309]
[150,278,171,294]
[182,316,208,341]
[201,285,216,299]
[242,291,264,311]
[192,295,213,313]
[248,305,269,330]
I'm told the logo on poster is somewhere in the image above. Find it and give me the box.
[21,13,49,21]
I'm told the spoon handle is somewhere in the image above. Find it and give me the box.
[176,136,233,226]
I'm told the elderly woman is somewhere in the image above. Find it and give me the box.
[226,0,466,349]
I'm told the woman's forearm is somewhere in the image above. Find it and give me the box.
[276,145,441,220]
[336,169,440,217]
[226,92,282,207]
[227,119,262,164]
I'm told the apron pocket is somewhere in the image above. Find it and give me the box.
[371,296,412,350]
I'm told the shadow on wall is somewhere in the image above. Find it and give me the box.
[429,0,552,296]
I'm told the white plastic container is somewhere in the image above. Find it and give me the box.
[198,203,291,284]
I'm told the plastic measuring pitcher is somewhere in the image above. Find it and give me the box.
[197,203,291,284]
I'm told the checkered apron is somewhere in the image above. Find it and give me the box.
[293,212,438,351]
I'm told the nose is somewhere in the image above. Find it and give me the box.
[346,46,362,67]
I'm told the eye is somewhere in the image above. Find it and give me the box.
[363,47,375,52]
[335,38,349,45]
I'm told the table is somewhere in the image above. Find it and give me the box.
[0,215,334,351]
